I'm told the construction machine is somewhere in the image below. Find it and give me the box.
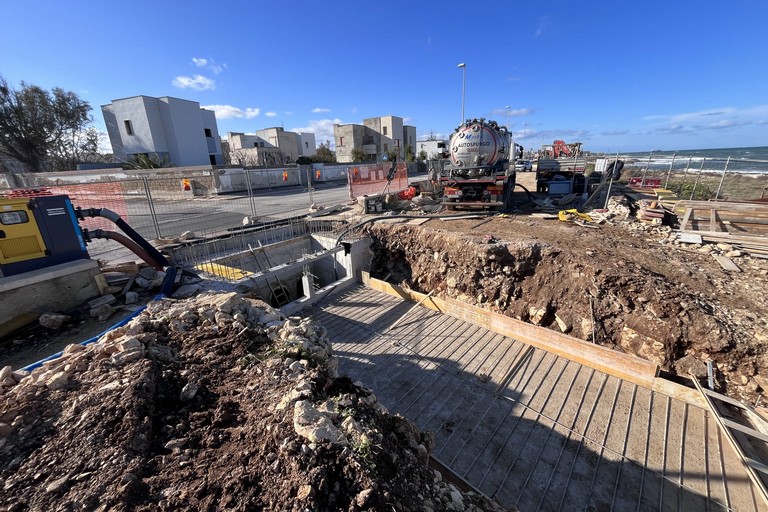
[535,140,587,194]
[440,118,518,210]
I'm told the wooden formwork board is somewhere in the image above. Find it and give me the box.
[362,273,712,409]
[363,274,658,386]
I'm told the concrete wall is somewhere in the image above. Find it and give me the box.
[334,124,364,163]
[0,260,102,338]
[404,125,417,150]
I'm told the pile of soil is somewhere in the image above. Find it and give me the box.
[367,216,768,403]
[0,292,506,511]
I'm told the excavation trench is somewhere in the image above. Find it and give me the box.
[365,222,763,401]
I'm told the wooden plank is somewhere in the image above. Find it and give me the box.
[362,272,660,389]
[679,207,693,231]
[712,254,742,272]
[651,376,707,408]
[710,208,717,232]
[691,376,768,509]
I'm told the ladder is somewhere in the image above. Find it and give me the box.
[248,241,290,307]
[691,376,768,508]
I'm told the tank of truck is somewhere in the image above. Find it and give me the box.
[449,119,510,170]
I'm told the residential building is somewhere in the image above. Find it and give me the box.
[227,128,316,166]
[333,115,416,163]
[101,95,222,166]
[415,139,449,160]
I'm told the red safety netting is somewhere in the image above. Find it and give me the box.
[46,183,131,231]
[347,163,409,199]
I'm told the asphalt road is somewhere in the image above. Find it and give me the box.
[86,171,433,263]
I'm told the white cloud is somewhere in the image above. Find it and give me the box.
[491,107,533,117]
[265,111,278,117]
[312,107,331,113]
[192,57,226,74]
[284,111,294,116]
[202,104,260,119]
[643,104,768,132]
[291,118,344,147]
[173,74,215,91]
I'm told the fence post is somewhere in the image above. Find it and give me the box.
[714,156,731,200]
[641,151,653,187]
[306,167,315,207]
[347,166,355,202]
[142,176,162,239]
[244,169,256,218]
[663,153,676,189]
[689,158,706,200]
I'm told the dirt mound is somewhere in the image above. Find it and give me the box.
[0,292,506,511]
[367,219,768,403]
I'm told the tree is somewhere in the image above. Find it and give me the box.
[0,76,93,172]
[426,130,438,141]
[314,141,336,163]
[124,153,172,169]
[350,147,368,163]
[386,148,399,163]
[404,144,415,163]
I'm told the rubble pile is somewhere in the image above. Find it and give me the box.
[0,292,506,511]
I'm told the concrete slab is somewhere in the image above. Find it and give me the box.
[0,259,101,338]
[309,284,764,512]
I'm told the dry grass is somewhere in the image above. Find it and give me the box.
[621,167,768,201]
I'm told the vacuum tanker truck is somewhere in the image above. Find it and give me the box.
[440,118,518,210]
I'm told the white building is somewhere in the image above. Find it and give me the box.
[415,139,449,159]
[333,115,416,163]
[227,128,316,166]
[101,95,222,166]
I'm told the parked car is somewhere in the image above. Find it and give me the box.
[514,160,532,172]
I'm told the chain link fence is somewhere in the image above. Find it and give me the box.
[0,163,422,270]
[619,154,768,201]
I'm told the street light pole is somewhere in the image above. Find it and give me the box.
[457,63,466,125]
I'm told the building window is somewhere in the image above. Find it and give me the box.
[204,128,212,137]
[305,142,309,149]
[395,139,401,148]
[124,120,134,135]
[254,143,258,147]
[339,137,344,146]
[383,143,388,151]
[383,126,388,136]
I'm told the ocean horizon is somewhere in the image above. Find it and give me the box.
[601,146,768,174]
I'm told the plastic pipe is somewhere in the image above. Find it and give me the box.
[86,229,164,270]
[76,207,169,267]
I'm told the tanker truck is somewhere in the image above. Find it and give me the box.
[440,118,518,210]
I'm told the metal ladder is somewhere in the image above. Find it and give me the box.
[248,241,290,307]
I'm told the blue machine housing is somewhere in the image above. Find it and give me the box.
[0,195,89,276]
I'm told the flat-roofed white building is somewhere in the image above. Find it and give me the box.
[227,128,316,166]
[101,95,222,166]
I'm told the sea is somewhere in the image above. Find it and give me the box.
[604,146,768,175]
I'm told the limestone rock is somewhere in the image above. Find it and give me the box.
[293,400,345,444]
[38,313,71,330]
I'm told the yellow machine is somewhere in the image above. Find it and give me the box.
[0,195,89,277]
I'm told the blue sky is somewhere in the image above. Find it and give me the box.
[2,0,767,153]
